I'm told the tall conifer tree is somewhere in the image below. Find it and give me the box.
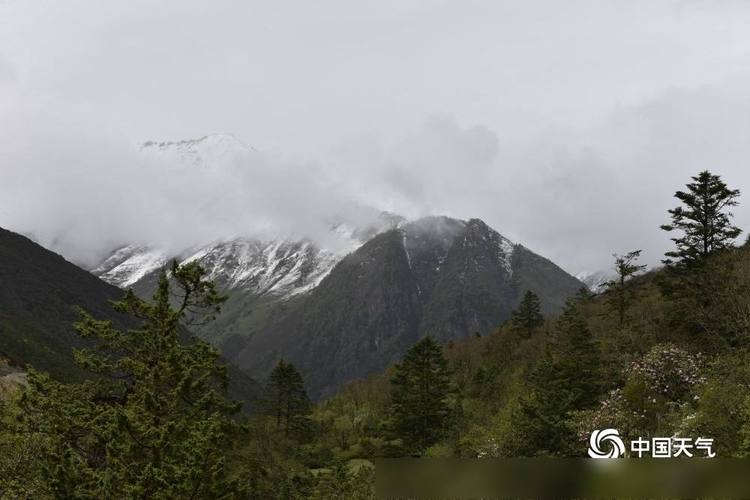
[603,250,646,325]
[508,302,602,456]
[511,290,544,338]
[389,337,455,453]
[21,261,243,498]
[264,359,312,437]
[661,170,741,268]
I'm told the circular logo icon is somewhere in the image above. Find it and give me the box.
[588,428,625,458]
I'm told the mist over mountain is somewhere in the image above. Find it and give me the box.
[6,3,750,495]
[5,1,750,281]
[0,128,389,268]
[94,207,583,399]
[51,136,580,397]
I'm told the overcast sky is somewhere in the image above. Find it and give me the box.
[2,0,750,274]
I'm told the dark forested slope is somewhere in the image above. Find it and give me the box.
[0,227,260,408]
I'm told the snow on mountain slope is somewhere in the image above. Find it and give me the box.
[178,238,344,297]
[575,270,612,292]
[94,233,361,298]
[92,245,169,289]
[140,134,257,169]
[92,134,414,297]
[93,209,406,297]
[93,135,517,305]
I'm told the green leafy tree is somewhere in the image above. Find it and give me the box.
[264,359,312,437]
[681,349,747,457]
[309,461,374,500]
[575,343,705,448]
[511,290,544,338]
[389,337,456,453]
[602,250,646,326]
[661,170,741,268]
[21,261,243,498]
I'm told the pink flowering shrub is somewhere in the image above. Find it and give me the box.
[572,343,704,441]
[626,343,704,402]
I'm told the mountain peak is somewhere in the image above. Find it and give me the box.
[140,133,256,168]
[141,133,253,152]
[575,270,613,292]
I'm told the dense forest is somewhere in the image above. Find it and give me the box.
[2,170,750,498]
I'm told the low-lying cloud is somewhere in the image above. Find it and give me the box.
[3,1,750,274]
[0,99,374,266]
[4,76,750,275]
[329,78,750,273]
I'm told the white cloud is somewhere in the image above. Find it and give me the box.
[2,1,750,274]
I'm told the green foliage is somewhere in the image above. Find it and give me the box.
[507,350,571,456]
[602,250,646,325]
[663,247,750,348]
[679,349,750,457]
[0,387,51,499]
[389,337,457,454]
[573,343,704,446]
[8,170,750,490]
[511,290,544,338]
[661,170,741,268]
[505,302,602,456]
[308,461,374,500]
[19,261,244,498]
[264,359,312,438]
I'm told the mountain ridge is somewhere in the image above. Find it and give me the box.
[0,226,261,410]
[228,218,584,398]
[86,136,584,398]
[93,213,583,399]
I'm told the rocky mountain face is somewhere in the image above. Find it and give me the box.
[228,217,584,398]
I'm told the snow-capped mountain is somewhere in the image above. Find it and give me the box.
[93,134,405,298]
[232,215,584,399]
[92,214,403,299]
[140,134,257,169]
[91,134,584,399]
[575,270,612,292]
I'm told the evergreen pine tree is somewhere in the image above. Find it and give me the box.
[508,301,602,456]
[602,250,646,326]
[20,261,243,498]
[554,301,603,409]
[389,337,455,453]
[661,170,741,268]
[511,290,544,338]
[510,348,570,456]
[264,359,312,438]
